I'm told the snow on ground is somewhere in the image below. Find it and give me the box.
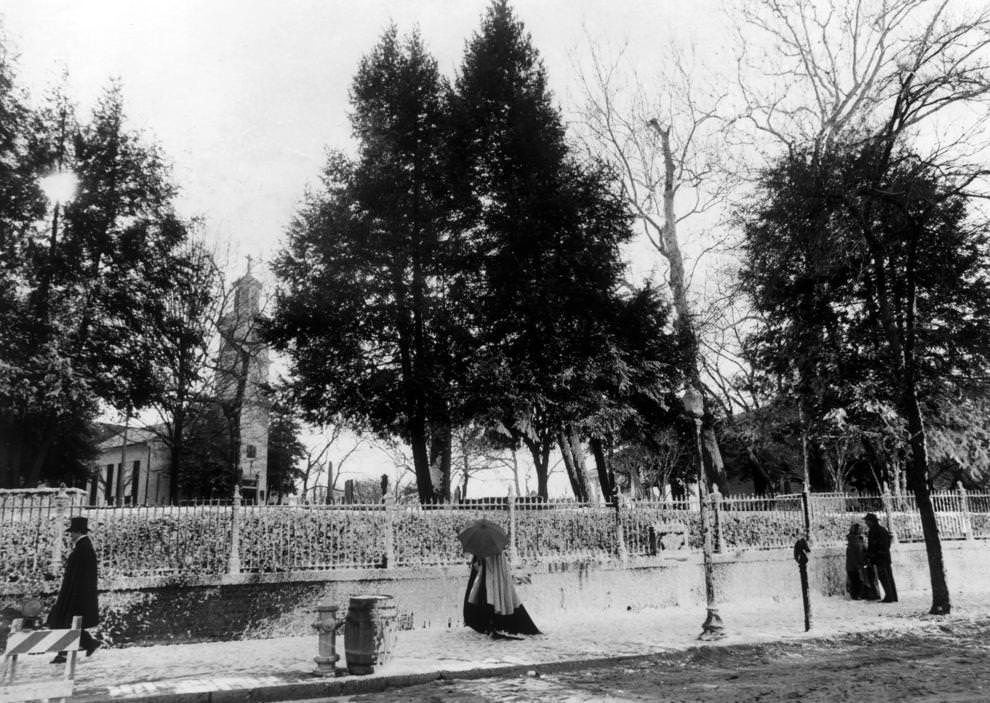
[37,590,985,699]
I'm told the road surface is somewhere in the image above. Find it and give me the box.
[309,617,990,702]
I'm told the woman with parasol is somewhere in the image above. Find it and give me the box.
[459,519,540,637]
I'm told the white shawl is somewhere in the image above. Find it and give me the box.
[468,552,521,615]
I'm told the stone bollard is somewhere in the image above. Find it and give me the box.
[312,604,344,677]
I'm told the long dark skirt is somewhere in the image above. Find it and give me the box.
[463,562,541,636]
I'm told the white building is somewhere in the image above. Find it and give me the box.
[89,425,170,506]
[88,264,271,505]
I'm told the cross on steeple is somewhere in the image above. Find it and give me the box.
[246,254,253,275]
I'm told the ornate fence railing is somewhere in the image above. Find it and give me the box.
[2,486,989,589]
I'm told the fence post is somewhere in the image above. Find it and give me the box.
[383,494,396,568]
[957,482,973,541]
[507,485,517,564]
[880,488,896,544]
[800,491,812,545]
[50,486,71,576]
[711,487,724,554]
[227,485,242,576]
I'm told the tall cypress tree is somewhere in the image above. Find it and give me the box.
[449,0,637,499]
[269,27,462,502]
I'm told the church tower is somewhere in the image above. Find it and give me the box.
[217,258,270,502]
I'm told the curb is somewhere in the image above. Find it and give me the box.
[71,651,678,703]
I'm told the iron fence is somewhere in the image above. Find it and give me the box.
[2,486,989,587]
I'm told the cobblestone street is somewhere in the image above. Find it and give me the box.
[321,617,990,702]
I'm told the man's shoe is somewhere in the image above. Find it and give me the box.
[51,653,67,664]
[881,598,898,603]
[85,640,102,657]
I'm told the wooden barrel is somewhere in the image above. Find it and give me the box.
[344,595,398,675]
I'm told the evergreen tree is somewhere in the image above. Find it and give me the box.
[740,142,990,613]
[0,76,203,488]
[268,27,461,502]
[449,0,642,498]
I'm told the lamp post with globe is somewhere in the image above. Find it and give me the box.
[681,385,725,640]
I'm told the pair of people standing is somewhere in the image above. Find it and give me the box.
[845,513,898,603]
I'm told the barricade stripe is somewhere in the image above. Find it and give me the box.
[49,630,81,652]
[4,629,81,655]
[4,630,49,654]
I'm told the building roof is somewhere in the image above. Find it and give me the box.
[96,424,167,451]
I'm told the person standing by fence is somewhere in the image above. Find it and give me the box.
[46,516,101,662]
[845,523,868,599]
[864,513,898,603]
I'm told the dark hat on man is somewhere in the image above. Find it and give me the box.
[863,512,879,523]
[66,516,89,533]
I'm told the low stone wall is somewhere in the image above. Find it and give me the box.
[5,539,987,647]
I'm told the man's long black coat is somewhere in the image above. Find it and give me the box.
[47,535,99,629]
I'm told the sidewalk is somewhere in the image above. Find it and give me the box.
[18,591,990,702]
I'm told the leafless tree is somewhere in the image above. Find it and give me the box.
[575,38,741,493]
[145,239,226,503]
[736,0,990,175]
[297,425,365,503]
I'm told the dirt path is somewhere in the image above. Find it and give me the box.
[331,618,990,702]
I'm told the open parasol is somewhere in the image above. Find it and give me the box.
[458,518,509,557]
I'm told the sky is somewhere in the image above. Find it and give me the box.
[0,0,733,497]
[0,0,728,272]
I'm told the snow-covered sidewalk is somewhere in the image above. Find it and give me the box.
[48,591,990,700]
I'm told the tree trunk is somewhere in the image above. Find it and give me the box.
[522,436,551,500]
[701,425,728,495]
[903,383,950,613]
[557,428,593,502]
[429,421,452,502]
[409,420,433,503]
[169,409,184,505]
[648,120,729,491]
[590,436,615,500]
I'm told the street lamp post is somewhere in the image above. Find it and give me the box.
[681,385,725,641]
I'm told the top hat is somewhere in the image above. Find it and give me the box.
[863,512,879,523]
[66,516,89,534]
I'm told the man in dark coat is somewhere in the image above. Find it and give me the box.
[864,513,898,603]
[47,516,101,662]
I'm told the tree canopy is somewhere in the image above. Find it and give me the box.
[268,2,682,502]
[0,55,216,488]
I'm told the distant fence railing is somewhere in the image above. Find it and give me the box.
[2,486,989,589]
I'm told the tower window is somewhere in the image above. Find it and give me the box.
[246,444,257,459]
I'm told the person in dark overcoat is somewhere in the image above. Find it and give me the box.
[864,512,898,603]
[47,516,101,662]
[845,523,868,599]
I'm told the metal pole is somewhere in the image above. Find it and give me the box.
[799,405,812,542]
[507,485,517,565]
[794,536,812,631]
[694,418,724,641]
